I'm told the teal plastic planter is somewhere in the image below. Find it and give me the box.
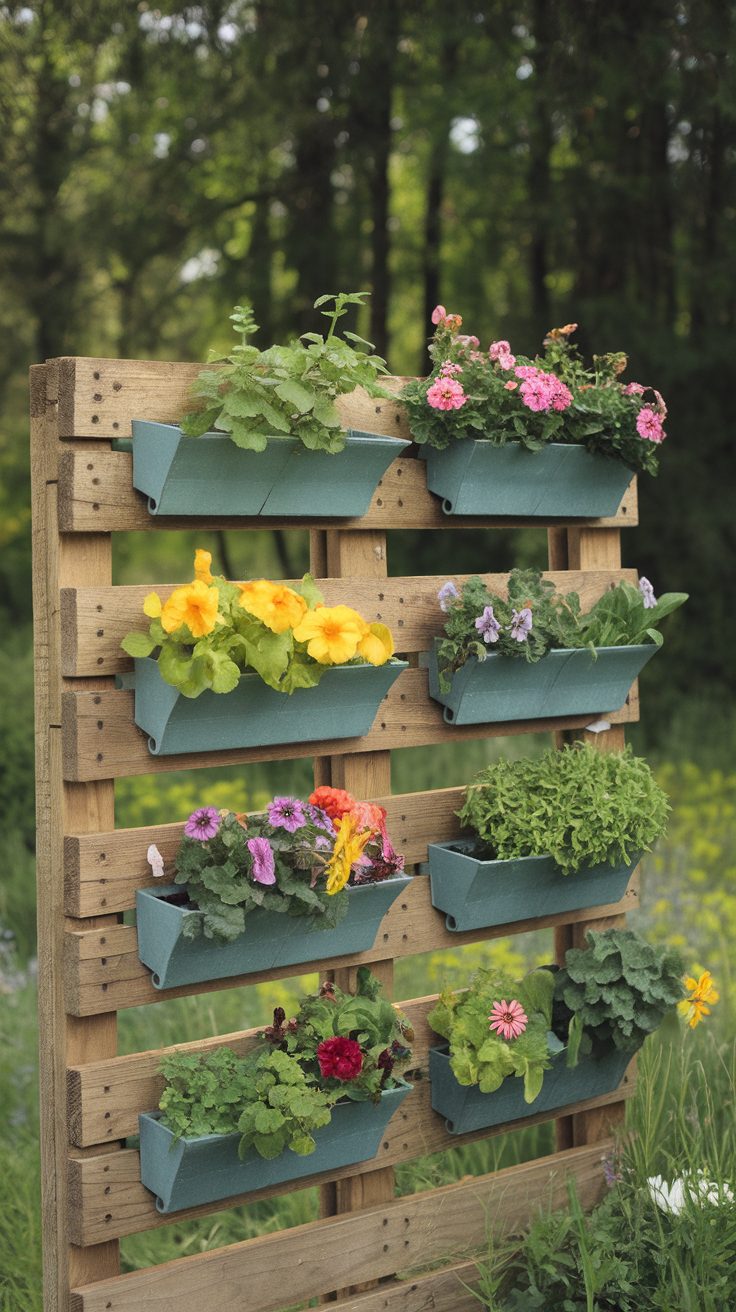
[427,840,639,932]
[429,1045,633,1135]
[423,640,656,725]
[127,657,408,756]
[131,421,409,518]
[137,874,413,989]
[421,441,633,517]
[139,1079,412,1212]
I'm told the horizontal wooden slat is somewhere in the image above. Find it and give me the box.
[64,872,639,1018]
[58,447,638,532]
[65,786,465,916]
[324,1261,484,1312]
[61,569,637,677]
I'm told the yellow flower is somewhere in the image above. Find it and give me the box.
[678,971,720,1028]
[239,580,308,634]
[193,549,213,584]
[292,604,368,665]
[161,581,219,637]
[143,592,162,618]
[357,621,394,666]
[325,813,372,894]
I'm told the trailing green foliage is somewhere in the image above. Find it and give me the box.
[555,929,685,1062]
[180,294,390,454]
[458,743,670,875]
[435,568,687,690]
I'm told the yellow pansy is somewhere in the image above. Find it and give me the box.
[193,549,213,584]
[293,605,367,665]
[324,813,372,894]
[161,581,219,637]
[143,592,162,618]
[239,580,308,634]
[678,970,719,1029]
[357,621,394,667]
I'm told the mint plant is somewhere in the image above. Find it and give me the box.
[457,743,670,875]
[181,293,390,454]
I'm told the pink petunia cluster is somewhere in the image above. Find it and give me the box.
[427,376,467,411]
[439,360,463,377]
[514,365,572,414]
[636,407,665,444]
[489,339,516,370]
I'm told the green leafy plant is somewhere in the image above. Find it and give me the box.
[555,929,685,1064]
[457,743,670,875]
[402,313,666,475]
[180,293,390,454]
[435,568,687,690]
[157,969,413,1159]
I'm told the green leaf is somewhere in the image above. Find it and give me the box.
[120,631,156,658]
[275,379,317,414]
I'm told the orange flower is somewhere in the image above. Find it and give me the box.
[678,971,719,1029]
[309,786,356,821]
[160,581,219,637]
[193,549,213,584]
[293,605,368,665]
[239,580,308,633]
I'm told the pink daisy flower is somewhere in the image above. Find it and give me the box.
[489,999,528,1040]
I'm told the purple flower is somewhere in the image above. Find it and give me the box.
[305,804,336,837]
[247,836,276,885]
[639,577,657,609]
[184,807,220,841]
[509,607,533,642]
[267,796,307,833]
[438,581,459,612]
[474,605,501,644]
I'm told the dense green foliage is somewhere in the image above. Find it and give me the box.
[458,743,670,874]
[181,294,389,453]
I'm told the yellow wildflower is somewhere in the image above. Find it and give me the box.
[143,592,162,618]
[239,580,308,634]
[161,581,219,637]
[357,621,394,667]
[193,549,213,584]
[325,813,372,894]
[678,971,719,1028]
[293,605,368,665]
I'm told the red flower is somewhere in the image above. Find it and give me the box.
[309,786,356,822]
[317,1036,364,1081]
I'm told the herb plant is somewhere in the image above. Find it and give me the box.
[402,311,667,475]
[120,548,395,699]
[457,743,670,875]
[180,293,390,454]
[435,568,687,690]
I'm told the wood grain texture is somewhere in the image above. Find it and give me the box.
[61,568,637,677]
[63,874,639,1018]
[57,446,639,532]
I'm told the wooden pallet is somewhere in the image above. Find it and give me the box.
[32,359,637,1311]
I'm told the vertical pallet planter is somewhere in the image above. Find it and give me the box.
[32,357,641,1312]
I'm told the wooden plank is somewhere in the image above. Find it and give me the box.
[324,1261,484,1312]
[58,446,639,532]
[64,875,639,1018]
[65,786,465,916]
[61,569,636,677]
[68,1135,614,1262]
[61,672,639,784]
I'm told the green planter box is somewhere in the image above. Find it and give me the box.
[137,874,413,989]
[429,1045,633,1135]
[421,441,633,517]
[423,640,656,725]
[125,657,408,756]
[427,840,638,932]
[131,421,409,517]
[139,1079,412,1213]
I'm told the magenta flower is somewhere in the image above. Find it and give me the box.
[639,577,657,609]
[426,376,467,411]
[184,807,220,841]
[474,605,501,644]
[489,339,516,369]
[636,407,665,444]
[431,304,447,325]
[438,581,459,612]
[489,999,528,1040]
[247,836,276,885]
[509,607,533,642]
[267,796,306,833]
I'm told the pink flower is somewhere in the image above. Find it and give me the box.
[489,999,528,1041]
[624,382,646,396]
[247,836,276,885]
[489,339,516,370]
[504,380,518,391]
[426,376,467,411]
[431,304,447,325]
[457,334,480,348]
[517,367,571,414]
[439,360,463,376]
[636,406,665,444]
[184,807,220,841]
[653,388,668,418]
